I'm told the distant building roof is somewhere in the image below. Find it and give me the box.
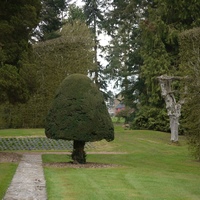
[116,103,125,109]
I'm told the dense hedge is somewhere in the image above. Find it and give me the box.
[0,137,93,151]
[179,28,200,159]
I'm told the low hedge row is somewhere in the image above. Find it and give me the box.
[0,137,94,151]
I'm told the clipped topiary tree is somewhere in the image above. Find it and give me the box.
[45,74,114,163]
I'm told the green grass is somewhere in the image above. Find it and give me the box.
[0,163,18,199]
[43,126,200,200]
[1,127,200,199]
[111,117,125,124]
[0,128,45,137]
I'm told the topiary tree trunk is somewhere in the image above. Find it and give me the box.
[72,140,86,164]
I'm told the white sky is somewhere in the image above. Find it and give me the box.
[70,0,84,7]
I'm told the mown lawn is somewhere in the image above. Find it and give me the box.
[0,128,45,137]
[43,126,200,200]
[0,163,18,199]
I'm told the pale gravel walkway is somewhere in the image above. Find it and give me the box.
[3,154,47,200]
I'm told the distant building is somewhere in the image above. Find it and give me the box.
[115,103,125,114]
[106,93,125,116]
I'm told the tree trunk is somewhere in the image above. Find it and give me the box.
[158,75,182,142]
[72,140,86,164]
[169,116,179,142]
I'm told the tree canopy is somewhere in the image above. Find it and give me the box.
[83,0,108,91]
[45,74,114,142]
[37,0,68,40]
[0,0,41,66]
[0,0,41,104]
[103,0,200,132]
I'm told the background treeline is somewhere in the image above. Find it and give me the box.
[1,0,200,137]
[103,0,200,132]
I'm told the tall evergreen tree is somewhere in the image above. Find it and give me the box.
[0,0,41,104]
[67,4,86,24]
[104,0,146,108]
[37,0,71,40]
[0,0,41,66]
[83,0,108,90]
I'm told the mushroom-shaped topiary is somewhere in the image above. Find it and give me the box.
[45,74,114,163]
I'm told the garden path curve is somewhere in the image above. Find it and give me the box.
[3,154,47,200]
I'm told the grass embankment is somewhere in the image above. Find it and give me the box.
[0,163,18,199]
[43,126,200,200]
[0,128,45,137]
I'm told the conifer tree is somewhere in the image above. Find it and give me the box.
[67,4,86,24]
[0,0,41,104]
[38,0,68,40]
[83,0,108,90]
[104,0,146,108]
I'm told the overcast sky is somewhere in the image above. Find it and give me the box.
[70,0,84,7]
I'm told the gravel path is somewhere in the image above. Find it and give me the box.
[3,154,47,200]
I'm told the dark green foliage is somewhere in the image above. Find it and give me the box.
[38,0,67,40]
[45,74,114,163]
[83,0,107,90]
[132,0,200,131]
[179,28,200,160]
[45,74,114,142]
[67,4,86,24]
[0,21,95,128]
[0,0,41,66]
[0,0,41,104]
[103,0,200,132]
[109,0,200,131]
[132,106,170,132]
[104,0,146,109]
[0,65,29,104]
